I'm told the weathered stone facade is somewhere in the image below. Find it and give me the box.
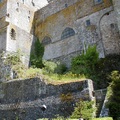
[0,0,48,66]
[0,0,120,66]
[0,78,94,119]
[34,0,120,66]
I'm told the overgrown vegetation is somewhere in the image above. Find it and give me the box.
[30,38,44,68]
[71,45,99,75]
[71,100,95,120]
[3,45,120,120]
[94,54,120,89]
[71,45,120,89]
[4,44,120,88]
[92,117,113,120]
[107,71,120,120]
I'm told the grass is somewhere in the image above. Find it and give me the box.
[42,72,86,85]
[10,65,86,85]
[37,117,113,120]
[92,117,113,120]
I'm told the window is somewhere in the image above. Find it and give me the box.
[86,19,91,26]
[94,0,103,5]
[61,27,75,40]
[22,0,24,4]
[41,36,51,46]
[65,3,68,8]
[32,0,35,6]
[17,2,19,7]
[10,29,16,40]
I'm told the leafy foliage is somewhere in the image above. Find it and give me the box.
[107,71,120,120]
[92,117,113,120]
[55,63,67,74]
[42,60,58,74]
[42,60,67,75]
[94,54,120,88]
[30,38,44,68]
[71,45,99,76]
[71,46,120,89]
[5,50,21,65]
[71,100,95,120]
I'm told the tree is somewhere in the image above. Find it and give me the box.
[30,38,44,68]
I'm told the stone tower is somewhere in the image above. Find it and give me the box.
[0,0,48,65]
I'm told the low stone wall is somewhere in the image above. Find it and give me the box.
[0,78,94,119]
[95,89,107,117]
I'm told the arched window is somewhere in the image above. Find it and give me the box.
[10,28,16,40]
[41,36,51,46]
[61,27,75,40]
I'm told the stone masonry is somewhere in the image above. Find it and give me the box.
[0,78,94,119]
[0,0,120,67]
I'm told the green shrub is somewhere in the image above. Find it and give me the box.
[94,54,120,88]
[55,63,67,74]
[5,50,21,65]
[71,45,99,76]
[107,71,120,120]
[42,60,58,75]
[71,100,95,120]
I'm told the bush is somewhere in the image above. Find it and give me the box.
[107,71,120,120]
[42,60,58,75]
[71,100,95,120]
[55,63,67,74]
[5,50,21,65]
[94,54,120,88]
[71,45,99,76]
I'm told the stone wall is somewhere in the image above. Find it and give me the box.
[0,52,13,82]
[0,0,7,16]
[6,0,35,33]
[22,0,48,10]
[35,0,112,23]
[6,24,34,65]
[0,78,94,119]
[0,0,7,51]
[0,29,7,51]
[113,0,120,32]
[35,0,120,66]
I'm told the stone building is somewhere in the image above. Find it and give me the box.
[0,0,48,65]
[0,0,120,67]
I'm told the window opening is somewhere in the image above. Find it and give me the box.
[22,0,24,4]
[61,27,75,40]
[17,2,19,7]
[94,0,103,5]
[42,36,51,46]
[65,3,68,8]
[86,19,91,26]
[10,29,16,40]
[32,0,35,6]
